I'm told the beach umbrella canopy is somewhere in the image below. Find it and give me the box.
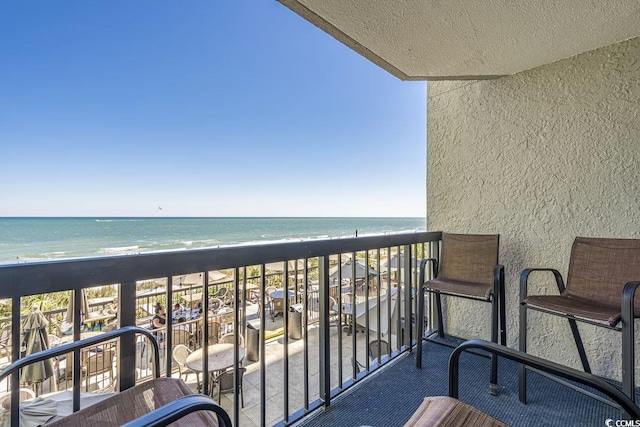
[21,306,54,385]
[65,289,90,324]
[329,259,377,280]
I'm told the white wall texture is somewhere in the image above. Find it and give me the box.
[426,36,640,380]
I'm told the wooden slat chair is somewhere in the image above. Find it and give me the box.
[406,339,640,427]
[520,236,640,402]
[416,233,506,395]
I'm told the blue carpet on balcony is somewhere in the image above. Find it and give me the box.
[298,340,627,427]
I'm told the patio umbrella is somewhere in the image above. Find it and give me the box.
[21,306,54,386]
[208,270,229,283]
[329,259,377,280]
[64,289,91,325]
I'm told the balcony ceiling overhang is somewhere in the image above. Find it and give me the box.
[278,0,640,80]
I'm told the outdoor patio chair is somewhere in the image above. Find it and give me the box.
[211,367,246,408]
[1,326,230,426]
[172,328,192,348]
[83,347,116,392]
[325,295,340,327]
[172,344,201,391]
[416,233,505,396]
[219,333,244,346]
[0,324,11,362]
[520,236,640,402]
[368,339,389,361]
[200,319,221,345]
[209,298,224,314]
[351,357,365,374]
[264,285,277,320]
[405,339,640,427]
[214,287,229,303]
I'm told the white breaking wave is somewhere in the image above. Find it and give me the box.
[101,245,140,253]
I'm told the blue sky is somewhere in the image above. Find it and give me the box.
[0,1,426,217]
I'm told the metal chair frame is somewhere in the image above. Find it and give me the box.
[520,267,640,404]
[416,234,506,396]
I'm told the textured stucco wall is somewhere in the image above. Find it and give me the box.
[427,37,640,380]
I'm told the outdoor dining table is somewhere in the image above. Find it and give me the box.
[269,289,295,300]
[185,343,245,394]
[244,283,260,302]
[83,313,116,331]
[335,301,356,336]
[269,289,295,318]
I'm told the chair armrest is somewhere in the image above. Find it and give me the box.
[492,264,505,294]
[0,326,160,427]
[519,268,565,303]
[493,265,504,280]
[120,395,232,427]
[448,339,640,419]
[419,258,439,285]
[622,281,640,317]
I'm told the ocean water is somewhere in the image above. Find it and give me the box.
[0,217,425,265]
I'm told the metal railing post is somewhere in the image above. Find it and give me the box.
[119,281,137,391]
[403,244,412,350]
[318,256,331,407]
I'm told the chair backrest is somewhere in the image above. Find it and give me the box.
[328,296,338,313]
[368,339,389,360]
[0,325,11,345]
[172,329,191,347]
[439,233,499,285]
[265,286,277,299]
[0,388,35,410]
[215,287,228,298]
[217,367,246,393]
[202,320,221,344]
[219,333,244,346]
[47,334,60,348]
[85,348,115,377]
[307,295,320,314]
[566,237,640,306]
[172,344,191,366]
[209,298,224,313]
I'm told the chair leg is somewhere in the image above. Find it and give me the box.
[435,292,445,338]
[490,295,499,396]
[499,271,507,346]
[621,281,640,402]
[567,318,591,374]
[519,303,528,403]
[240,385,244,408]
[622,320,636,401]
[416,287,425,369]
[490,269,506,396]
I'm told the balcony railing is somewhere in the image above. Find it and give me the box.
[0,231,441,426]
